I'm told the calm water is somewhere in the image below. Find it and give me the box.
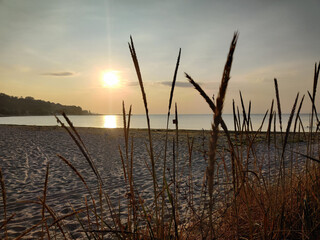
[0,114,316,131]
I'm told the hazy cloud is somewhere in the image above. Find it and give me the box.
[160,81,192,88]
[42,72,74,77]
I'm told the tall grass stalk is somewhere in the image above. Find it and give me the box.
[162,48,181,236]
[128,36,159,235]
[174,103,179,205]
[207,32,238,237]
[56,115,121,236]
[121,101,137,236]
[55,115,101,185]
[41,163,50,240]
[310,63,320,139]
[280,93,299,182]
[274,78,283,139]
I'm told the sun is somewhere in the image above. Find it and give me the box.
[102,71,119,87]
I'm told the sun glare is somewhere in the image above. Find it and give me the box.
[102,71,119,87]
[103,115,117,128]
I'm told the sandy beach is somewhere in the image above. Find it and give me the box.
[0,125,212,238]
[0,124,313,238]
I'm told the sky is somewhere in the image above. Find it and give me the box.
[0,0,319,115]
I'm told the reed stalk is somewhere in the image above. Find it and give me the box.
[208,32,238,237]
[310,63,320,137]
[0,214,15,232]
[174,103,179,207]
[185,68,239,191]
[56,117,120,234]
[121,102,136,237]
[38,198,69,239]
[239,91,248,131]
[280,93,299,184]
[162,48,181,236]
[267,100,274,145]
[172,138,179,239]
[57,154,98,219]
[55,115,102,184]
[187,135,194,207]
[274,78,283,138]
[14,220,45,240]
[41,163,50,240]
[129,36,159,235]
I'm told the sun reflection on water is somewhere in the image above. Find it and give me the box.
[103,115,117,128]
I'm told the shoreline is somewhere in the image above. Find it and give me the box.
[1,113,316,133]
[0,123,312,134]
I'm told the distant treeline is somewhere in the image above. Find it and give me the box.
[0,93,91,116]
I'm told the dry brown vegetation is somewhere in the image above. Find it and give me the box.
[1,33,320,239]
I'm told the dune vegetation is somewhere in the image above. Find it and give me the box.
[1,33,320,239]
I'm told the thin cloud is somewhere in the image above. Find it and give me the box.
[160,81,192,88]
[42,72,74,77]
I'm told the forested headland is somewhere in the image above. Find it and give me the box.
[0,93,91,116]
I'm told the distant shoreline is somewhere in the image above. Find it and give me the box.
[0,114,317,132]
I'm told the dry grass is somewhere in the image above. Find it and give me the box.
[1,35,320,239]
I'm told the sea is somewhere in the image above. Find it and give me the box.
[0,114,317,132]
